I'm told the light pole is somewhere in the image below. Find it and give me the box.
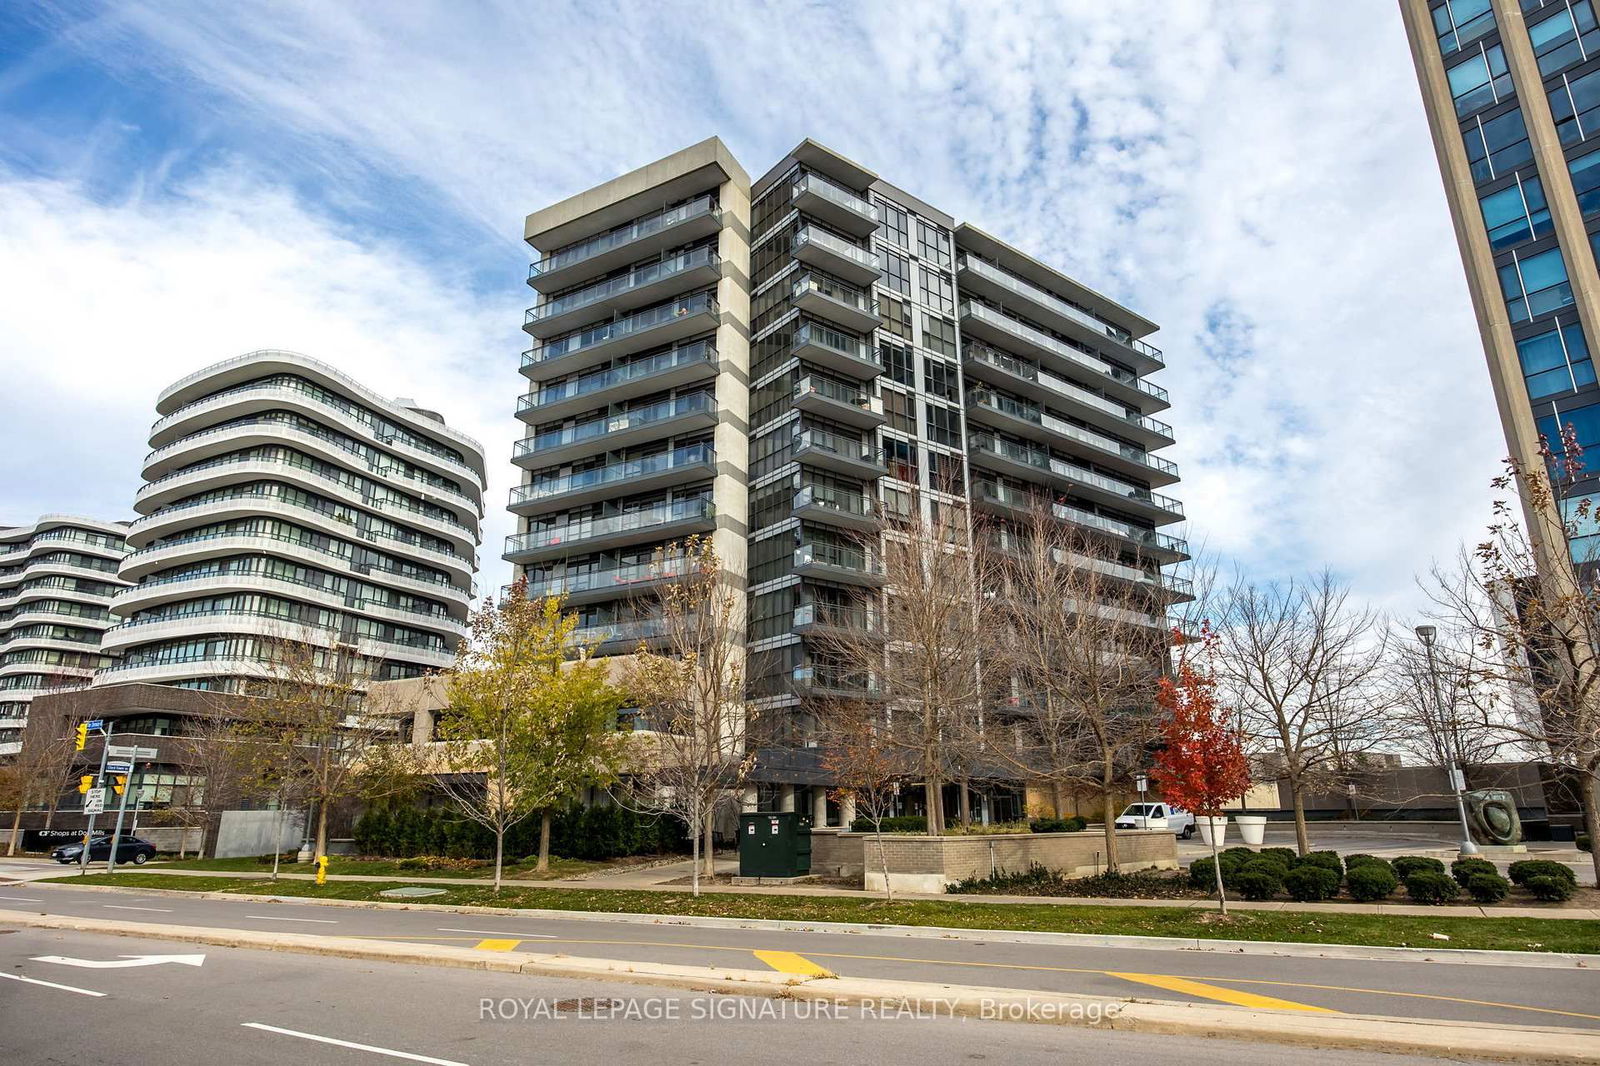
[1415,624,1479,856]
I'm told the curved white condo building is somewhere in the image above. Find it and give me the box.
[100,351,486,691]
[0,515,129,753]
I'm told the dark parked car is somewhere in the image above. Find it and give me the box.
[51,835,158,865]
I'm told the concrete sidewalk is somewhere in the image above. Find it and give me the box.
[33,860,1600,920]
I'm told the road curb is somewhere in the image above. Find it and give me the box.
[24,879,1600,970]
[3,908,1597,1064]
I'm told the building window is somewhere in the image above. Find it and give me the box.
[1500,246,1574,323]
[1529,1,1599,77]
[879,295,912,340]
[928,450,965,494]
[1537,401,1600,481]
[883,436,918,483]
[882,386,915,433]
[919,268,955,315]
[1479,177,1553,249]
[921,314,957,358]
[1550,65,1600,144]
[924,403,961,447]
[880,341,914,387]
[1434,0,1496,56]
[1464,109,1534,185]
[1447,43,1512,117]
[1519,321,1596,398]
[880,250,910,295]
[1571,146,1600,216]
[877,199,909,249]
[923,357,959,402]
[916,220,951,267]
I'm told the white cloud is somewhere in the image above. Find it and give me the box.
[6,0,1512,615]
[0,163,521,593]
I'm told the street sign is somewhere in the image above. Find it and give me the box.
[82,790,105,816]
[85,719,103,731]
[105,761,132,773]
[106,745,159,760]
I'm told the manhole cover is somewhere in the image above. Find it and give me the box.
[377,886,447,898]
[553,999,622,1013]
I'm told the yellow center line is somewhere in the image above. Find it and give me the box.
[1107,971,1335,1013]
[753,949,833,977]
[473,939,522,952]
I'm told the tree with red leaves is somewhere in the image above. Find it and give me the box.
[1153,622,1252,915]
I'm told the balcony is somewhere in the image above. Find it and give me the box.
[790,272,880,332]
[519,556,690,607]
[967,434,1183,522]
[527,194,722,294]
[503,497,716,565]
[793,485,879,533]
[511,392,717,469]
[790,321,880,379]
[963,343,1173,448]
[523,247,722,339]
[515,341,718,423]
[794,427,888,480]
[791,665,881,699]
[521,293,719,380]
[793,542,885,587]
[791,173,878,237]
[792,226,879,285]
[508,443,716,516]
[957,255,1163,374]
[793,602,880,638]
[959,301,1168,412]
[965,391,1180,488]
[792,375,884,429]
[569,616,674,653]
[1052,500,1190,564]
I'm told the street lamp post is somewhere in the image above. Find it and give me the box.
[1415,624,1480,856]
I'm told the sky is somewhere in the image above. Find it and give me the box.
[0,0,1503,616]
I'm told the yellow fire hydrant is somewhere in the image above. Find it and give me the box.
[315,854,329,886]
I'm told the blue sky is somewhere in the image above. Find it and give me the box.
[0,0,1502,612]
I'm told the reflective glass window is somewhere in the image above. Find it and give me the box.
[1500,246,1575,322]
[1435,0,1496,55]
[1519,321,1596,398]
[1479,177,1554,248]
[1463,109,1534,183]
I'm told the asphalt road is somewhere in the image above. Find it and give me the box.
[0,926,1518,1066]
[3,880,1598,1032]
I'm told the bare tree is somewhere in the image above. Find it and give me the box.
[802,490,993,836]
[622,537,752,896]
[3,697,77,855]
[980,504,1168,872]
[1215,571,1391,855]
[170,709,280,860]
[1388,616,1509,775]
[817,694,908,901]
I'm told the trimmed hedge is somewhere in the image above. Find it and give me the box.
[1508,859,1577,887]
[1392,855,1447,880]
[1346,864,1398,902]
[352,802,686,862]
[1451,857,1499,888]
[1234,867,1283,901]
[1284,864,1341,902]
[850,815,928,834]
[1526,874,1576,902]
[1297,850,1344,875]
[1259,847,1299,866]
[1404,870,1462,904]
[1466,873,1511,904]
[1029,816,1088,834]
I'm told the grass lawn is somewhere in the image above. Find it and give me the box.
[39,871,1600,954]
[148,855,612,880]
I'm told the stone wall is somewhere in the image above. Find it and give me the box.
[814,829,1177,894]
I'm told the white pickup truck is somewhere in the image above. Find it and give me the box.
[1114,802,1195,838]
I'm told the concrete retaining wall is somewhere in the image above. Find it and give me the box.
[134,826,204,854]
[214,810,305,858]
[813,830,1177,894]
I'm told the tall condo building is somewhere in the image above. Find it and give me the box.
[99,351,485,692]
[512,139,1186,819]
[0,516,128,754]
[1402,0,1600,577]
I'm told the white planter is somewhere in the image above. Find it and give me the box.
[1233,815,1267,847]
[1196,816,1230,847]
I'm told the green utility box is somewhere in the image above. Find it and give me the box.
[738,811,812,878]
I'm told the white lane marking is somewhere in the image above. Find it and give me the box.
[32,954,204,969]
[245,915,338,924]
[0,971,106,997]
[437,926,556,938]
[241,1022,469,1065]
[103,904,172,912]
[0,894,44,902]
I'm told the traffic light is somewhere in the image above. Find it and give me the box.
[74,723,88,751]
[78,775,95,794]
[111,775,126,797]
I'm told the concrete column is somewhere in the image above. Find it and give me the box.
[410,707,435,745]
[778,785,795,813]
[840,793,857,828]
[811,788,828,827]
[740,786,758,813]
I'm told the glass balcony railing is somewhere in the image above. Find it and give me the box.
[795,375,876,415]
[967,391,1178,480]
[518,342,716,416]
[523,293,718,369]
[792,664,879,695]
[964,344,1173,439]
[793,226,877,271]
[958,255,1162,365]
[525,247,719,325]
[794,602,878,632]
[513,392,714,462]
[1052,500,1188,555]
[792,271,876,316]
[793,321,876,366]
[968,432,1182,515]
[796,426,881,467]
[504,497,715,557]
[960,302,1168,404]
[793,485,876,521]
[529,194,719,280]
[794,542,882,576]
[523,556,689,600]
[509,443,713,508]
[570,617,671,647]
[794,173,876,221]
